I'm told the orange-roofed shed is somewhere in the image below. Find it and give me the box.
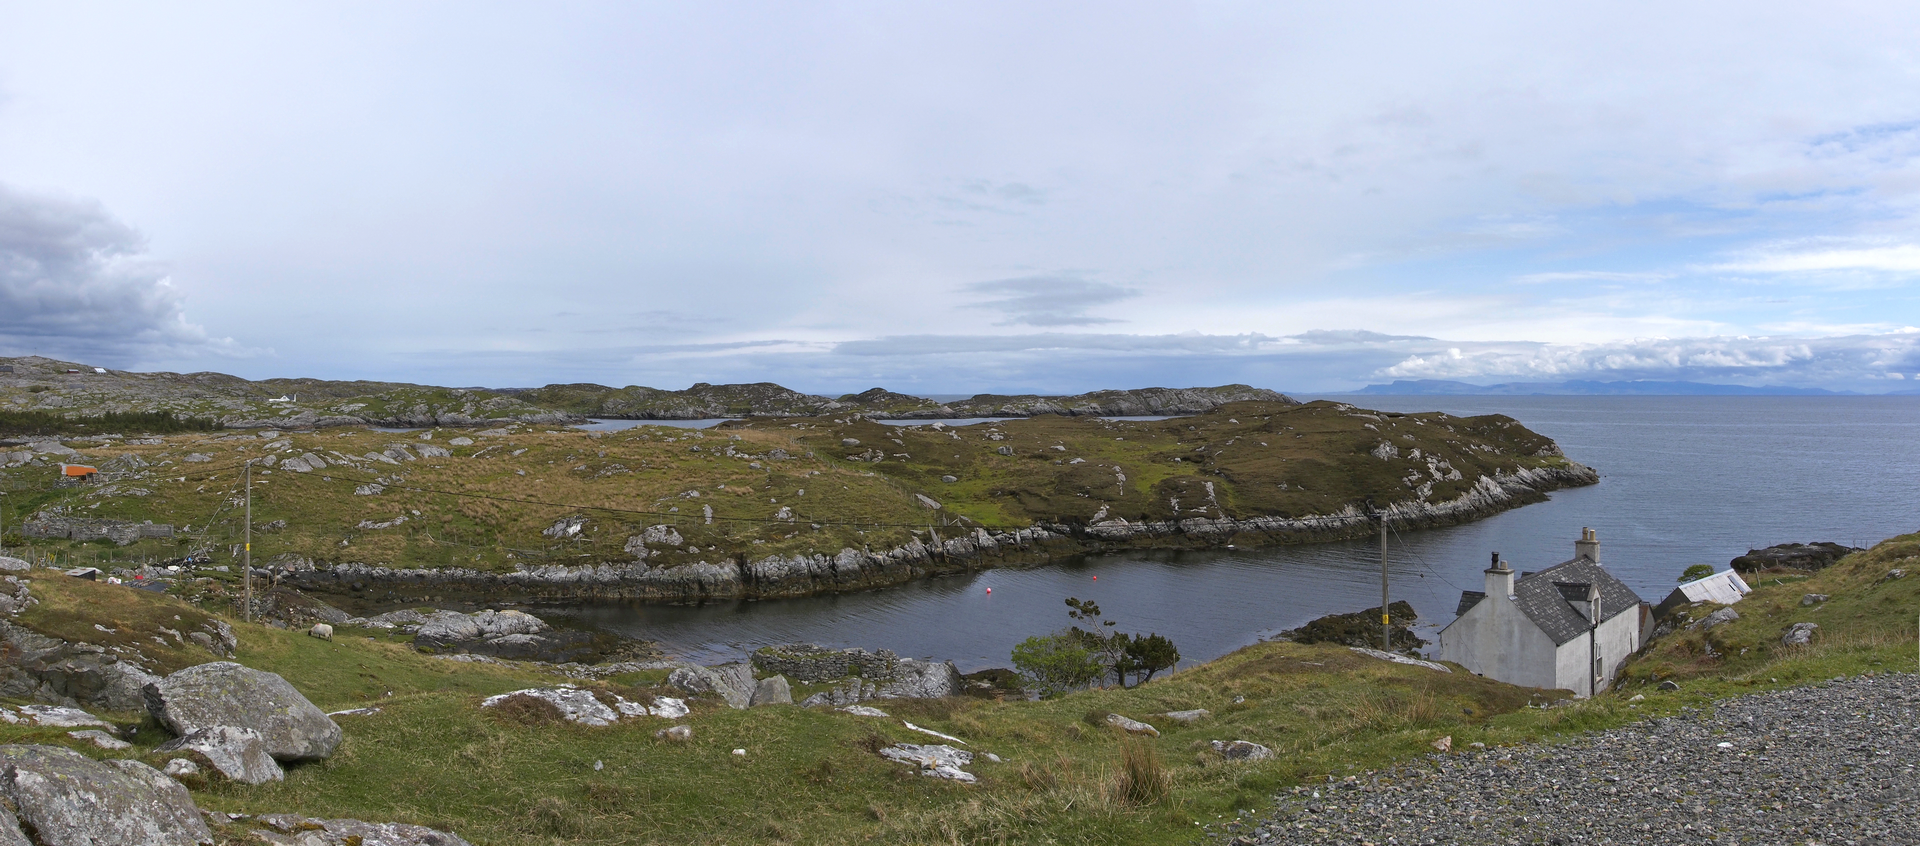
[62,464,98,479]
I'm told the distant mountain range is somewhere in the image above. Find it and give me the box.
[1344,379,1862,396]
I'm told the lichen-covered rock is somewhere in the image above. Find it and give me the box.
[154,726,284,784]
[0,744,213,845]
[143,662,341,762]
[750,675,793,707]
[1210,739,1274,760]
[480,687,618,726]
[1164,709,1210,724]
[879,744,975,782]
[1692,607,1740,630]
[254,813,474,846]
[1105,714,1160,736]
[1782,622,1819,646]
[873,659,962,700]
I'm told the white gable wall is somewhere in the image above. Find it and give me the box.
[1545,607,1641,695]
[1438,593,1561,690]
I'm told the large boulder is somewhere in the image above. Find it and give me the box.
[155,725,284,784]
[0,744,213,845]
[143,662,341,762]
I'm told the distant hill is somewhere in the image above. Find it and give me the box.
[0,355,1292,429]
[1347,379,1857,397]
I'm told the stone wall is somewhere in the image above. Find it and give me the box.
[750,644,902,682]
[20,518,173,546]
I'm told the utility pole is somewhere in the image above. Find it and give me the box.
[1380,510,1390,651]
[244,460,253,623]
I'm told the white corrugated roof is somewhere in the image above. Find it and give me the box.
[1676,569,1751,605]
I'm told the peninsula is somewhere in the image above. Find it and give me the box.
[1,356,1597,605]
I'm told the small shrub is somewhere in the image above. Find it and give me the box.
[1114,740,1170,806]
[529,795,583,837]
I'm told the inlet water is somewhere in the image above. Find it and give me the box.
[544,396,1920,671]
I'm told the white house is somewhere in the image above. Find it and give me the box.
[1437,528,1646,697]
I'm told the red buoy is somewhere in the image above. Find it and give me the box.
[985,587,992,594]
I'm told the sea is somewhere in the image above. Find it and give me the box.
[543,396,1920,671]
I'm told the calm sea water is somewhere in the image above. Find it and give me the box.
[544,396,1920,670]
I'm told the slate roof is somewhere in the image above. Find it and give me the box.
[1451,555,1643,646]
[1456,591,1487,616]
[1510,556,1642,645]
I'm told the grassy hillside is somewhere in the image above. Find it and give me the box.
[4,532,1915,844]
[2,401,1586,582]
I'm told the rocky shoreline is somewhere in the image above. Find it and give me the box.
[275,462,1597,604]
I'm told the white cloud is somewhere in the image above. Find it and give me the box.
[1378,332,1920,389]
[1715,243,1920,273]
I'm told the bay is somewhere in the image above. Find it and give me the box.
[545,396,1920,671]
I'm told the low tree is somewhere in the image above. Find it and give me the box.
[1123,633,1179,685]
[1010,633,1107,695]
[1678,564,1715,583]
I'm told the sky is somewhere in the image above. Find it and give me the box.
[3,3,1920,395]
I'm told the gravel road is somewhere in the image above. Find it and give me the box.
[1219,673,1920,846]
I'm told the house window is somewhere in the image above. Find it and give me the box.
[1593,656,1603,678]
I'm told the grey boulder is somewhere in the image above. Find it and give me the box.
[1782,622,1819,646]
[750,675,793,707]
[0,744,213,845]
[143,662,341,762]
[155,725,284,784]
[667,662,755,709]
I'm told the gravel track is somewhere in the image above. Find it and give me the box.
[1220,673,1920,846]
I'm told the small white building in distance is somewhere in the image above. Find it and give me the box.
[1438,528,1646,697]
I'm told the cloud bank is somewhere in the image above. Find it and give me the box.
[0,184,241,364]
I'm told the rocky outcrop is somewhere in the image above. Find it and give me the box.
[879,744,976,782]
[1276,601,1426,653]
[275,464,1595,604]
[0,620,160,713]
[0,745,213,846]
[1730,542,1862,573]
[479,686,686,725]
[154,725,283,784]
[411,609,602,663]
[143,662,341,762]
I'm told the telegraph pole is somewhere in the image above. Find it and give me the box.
[244,460,253,623]
[1380,510,1390,651]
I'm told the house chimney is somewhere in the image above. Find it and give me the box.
[1575,527,1600,563]
[1485,551,1514,597]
